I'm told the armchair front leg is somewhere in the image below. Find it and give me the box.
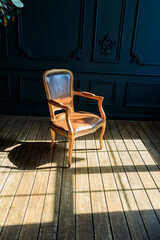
[50,128,55,150]
[65,107,74,135]
[98,98,106,149]
[68,136,74,168]
[47,99,75,166]
[65,108,74,167]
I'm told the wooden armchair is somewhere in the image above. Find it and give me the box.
[43,69,106,167]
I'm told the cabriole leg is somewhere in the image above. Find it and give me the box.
[50,128,55,150]
[99,122,106,149]
[68,136,74,168]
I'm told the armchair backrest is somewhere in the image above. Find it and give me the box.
[43,69,74,118]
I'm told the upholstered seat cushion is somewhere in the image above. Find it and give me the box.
[50,111,103,133]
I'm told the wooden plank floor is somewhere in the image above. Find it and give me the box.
[0,115,160,240]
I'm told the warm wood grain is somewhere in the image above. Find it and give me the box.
[0,118,33,193]
[151,122,160,141]
[0,119,42,238]
[38,135,65,240]
[0,117,160,240]
[134,189,160,240]
[0,117,17,164]
[0,116,9,134]
[85,133,113,240]
[57,140,76,240]
[139,122,160,153]
[0,117,17,144]
[132,121,160,167]
[75,136,93,240]
[115,121,160,239]
[17,122,49,240]
[108,121,152,240]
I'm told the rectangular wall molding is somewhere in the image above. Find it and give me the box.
[18,0,86,61]
[93,0,126,63]
[20,77,46,103]
[124,82,160,108]
[130,0,160,65]
[0,76,10,101]
[90,80,116,106]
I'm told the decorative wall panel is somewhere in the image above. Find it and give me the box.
[0,76,10,101]
[18,0,86,60]
[124,82,160,108]
[20,77,46,103]
[90,80,116,106]
[93,0,126,63]
[130,0,160,65]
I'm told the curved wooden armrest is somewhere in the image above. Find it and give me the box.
[74,91,103,101]
[73,91,106,120]
[48,99,69,111]
[48,99,74,134]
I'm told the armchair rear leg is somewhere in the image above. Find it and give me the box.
[50,128,55,150]
[99,122,106,149]
[68,136,74,168]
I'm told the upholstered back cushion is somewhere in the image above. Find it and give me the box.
[46,71,72,105]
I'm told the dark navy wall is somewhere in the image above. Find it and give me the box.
[0,0,160,120]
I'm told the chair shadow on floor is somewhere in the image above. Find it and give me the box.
[6,141,86,170]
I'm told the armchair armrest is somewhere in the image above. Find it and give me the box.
[73,91,106,120]
[74,91,103,101]
[48,99,70,111]
[47,99,74,134]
